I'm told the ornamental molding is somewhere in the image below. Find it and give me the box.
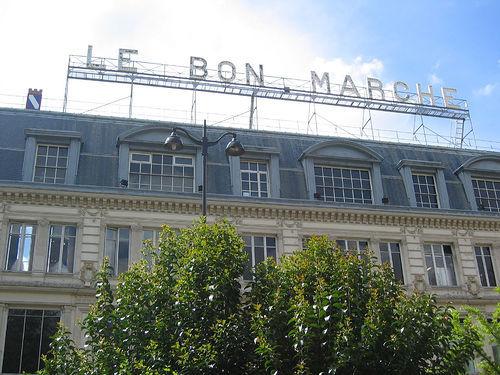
[2,189,500,232]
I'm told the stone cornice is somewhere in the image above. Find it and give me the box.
[2,186,500,231]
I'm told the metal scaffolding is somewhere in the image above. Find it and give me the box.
[63,54,470,121]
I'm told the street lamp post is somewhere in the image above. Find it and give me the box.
[164,119,245,216]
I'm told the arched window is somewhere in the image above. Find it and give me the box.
[299,140,384,205]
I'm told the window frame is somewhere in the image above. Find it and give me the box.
[299,140,384,204]
[128,151,195,192]
[46,224,77,274]
[454,155,500,211]
[5,222,37,272]
[242,234,277,281]
[229,147,280,198]
[335,238,369,254]
[32,144,69,184]
[474,244,497,287]
[314,165,373,204]
[240,159,270,198]
[22,128,82,185]
[411,172,440,208]
[104,227,130,276]
[379,241,405,284]
[471,177,500,212]
[423,243,458,287]
[117,125,203,191]
[397,159,450,209]
[1,308,61,374]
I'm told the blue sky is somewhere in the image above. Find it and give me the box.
[0,0,498,147]
[253,0,500,142]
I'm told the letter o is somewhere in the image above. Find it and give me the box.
[218,61,236,82]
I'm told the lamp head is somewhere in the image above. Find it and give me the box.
[164,131,184,151]
[225,137,245,156]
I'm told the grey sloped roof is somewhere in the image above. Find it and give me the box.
[0,107,498,213]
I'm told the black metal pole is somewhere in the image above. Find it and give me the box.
[202,120,208,217]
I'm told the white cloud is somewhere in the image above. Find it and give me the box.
[474,83,496,96]
[429,73,443,85]
[0,0,443,142]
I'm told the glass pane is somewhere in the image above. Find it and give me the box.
[444,253,457,286]
[21,315,42,373]
[391,251,404,283]
[267,247,276,260]
[2,315,24,373]
[266,237,276,247]
[7,234,20,270]
[423,244,432,255]
[48,147,58,156]
[22,235,33,271]
[47,237,61,272]
[37,145,47,155]
[254,236,264,247]
[117,229,130,274]
[476,255,488,286]
[131,153,149,162]
[62,236,76,273]
[65,226,77,237]
[425,255,436,285]
[40,315,60,370]
[379,242,390,264]
[143,230,154,241]
[254,246,265,265]
[485,256,497,287]
[105,230,117,273]
[175,157,192,165]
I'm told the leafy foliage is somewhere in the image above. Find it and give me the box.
[40,218,256,375]
[248,235,481,375]
[40,224,481,374]
[468,293,500,374]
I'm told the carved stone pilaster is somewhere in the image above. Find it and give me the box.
[131,223,143,232]
[38,218,50,227]
[80,261,96,287]
[466,276,480,296]
[413,274,426,292]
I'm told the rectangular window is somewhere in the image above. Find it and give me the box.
[336,239,369,254]
[47,224,76,273]
[142,229,160,265]
[142,229,159,246]
[472,178,500,212]
[243,235,277,280]
[2,309,60,374]
[105,227,130,275]
[129,152,194,192]
[314,166,372,204]
[33,144,68,184]
[424,244,457,286]
[240,160,269,197]
[6,223,37,272]
[475,245,496,287]
[412,173,439,208]
[379,242,404,283]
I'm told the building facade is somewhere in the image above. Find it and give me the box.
[0,107,499,373]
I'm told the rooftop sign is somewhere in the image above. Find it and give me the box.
[63,46,469,121]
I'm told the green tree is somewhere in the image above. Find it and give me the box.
[40,218,256,375]
[41,224,481,374]
[248,235,481,375]
[468,294,500,374]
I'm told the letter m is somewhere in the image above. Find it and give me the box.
[311,71,331,93]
